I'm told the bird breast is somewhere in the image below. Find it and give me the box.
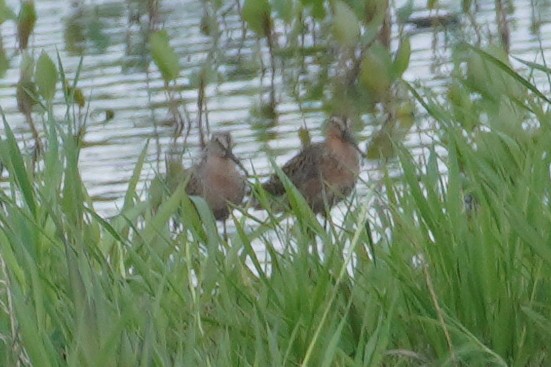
[325,138,360,182]
[200,156,245,205]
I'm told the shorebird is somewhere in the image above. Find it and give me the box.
[179,132,247,238]
[260,115,362,215]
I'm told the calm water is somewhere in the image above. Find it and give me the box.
[1,0,551,216]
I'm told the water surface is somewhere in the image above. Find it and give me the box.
[0,0,550,217]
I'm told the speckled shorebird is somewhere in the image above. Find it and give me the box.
[260,115,362,215]
[184,132,247,237]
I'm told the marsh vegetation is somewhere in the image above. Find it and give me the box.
[0,0,550,365]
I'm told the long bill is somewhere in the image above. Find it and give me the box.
[226,150,250,176]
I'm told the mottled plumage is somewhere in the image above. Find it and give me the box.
[185,132,247,221]
[262,116,361,214]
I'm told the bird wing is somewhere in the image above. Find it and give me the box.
[184,165,202,196]
[262,143,323,195]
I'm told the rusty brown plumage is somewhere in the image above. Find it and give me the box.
[261,116,361,214]
[184,132,247,221]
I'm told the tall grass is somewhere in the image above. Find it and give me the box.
[0,50,551,366]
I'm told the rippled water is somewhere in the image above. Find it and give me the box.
[1,0,551,216]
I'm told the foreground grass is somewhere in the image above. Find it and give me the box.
[1,55,551,366]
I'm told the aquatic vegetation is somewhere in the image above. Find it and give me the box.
[0,47,550,365]
[0,0,550,365]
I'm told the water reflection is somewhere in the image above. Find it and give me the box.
[64,3,127,55]
[0,0,550,217]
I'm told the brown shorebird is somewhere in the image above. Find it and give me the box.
[260,115,362,215]
[182,132,247,237]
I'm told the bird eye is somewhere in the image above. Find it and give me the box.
[216,135,231,151]
[337,118,347,131]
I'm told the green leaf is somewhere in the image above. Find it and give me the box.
[149,30,180,83]
[367,130,393,160]
[360,44,393,102]
[1,115,36,215]
[298,127,311,147]
[148,174,165,212]
[0,46,9,78]
[272,0,294,24]
[16,79,37,115]
[397,0,414,24]
[17,1,36,49]
[396,101,415,132]
[0,222,27,286]
[311,0,327,19]
[393,37,411,78]
[513,56,551,75]
[332,0,360,47]
[509,209,551,266]
[11,284,53,367]
[320,311,348,367]
[122,141,149,212]
[35,52,57,101]
[61,131,85,225]
[242,0,271,37]
[0,0,16,24]
[142,184,187,244]
[65,84,86,108]
[20,52,34,81]
[465,44,540,103]
[521,306,551,336]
